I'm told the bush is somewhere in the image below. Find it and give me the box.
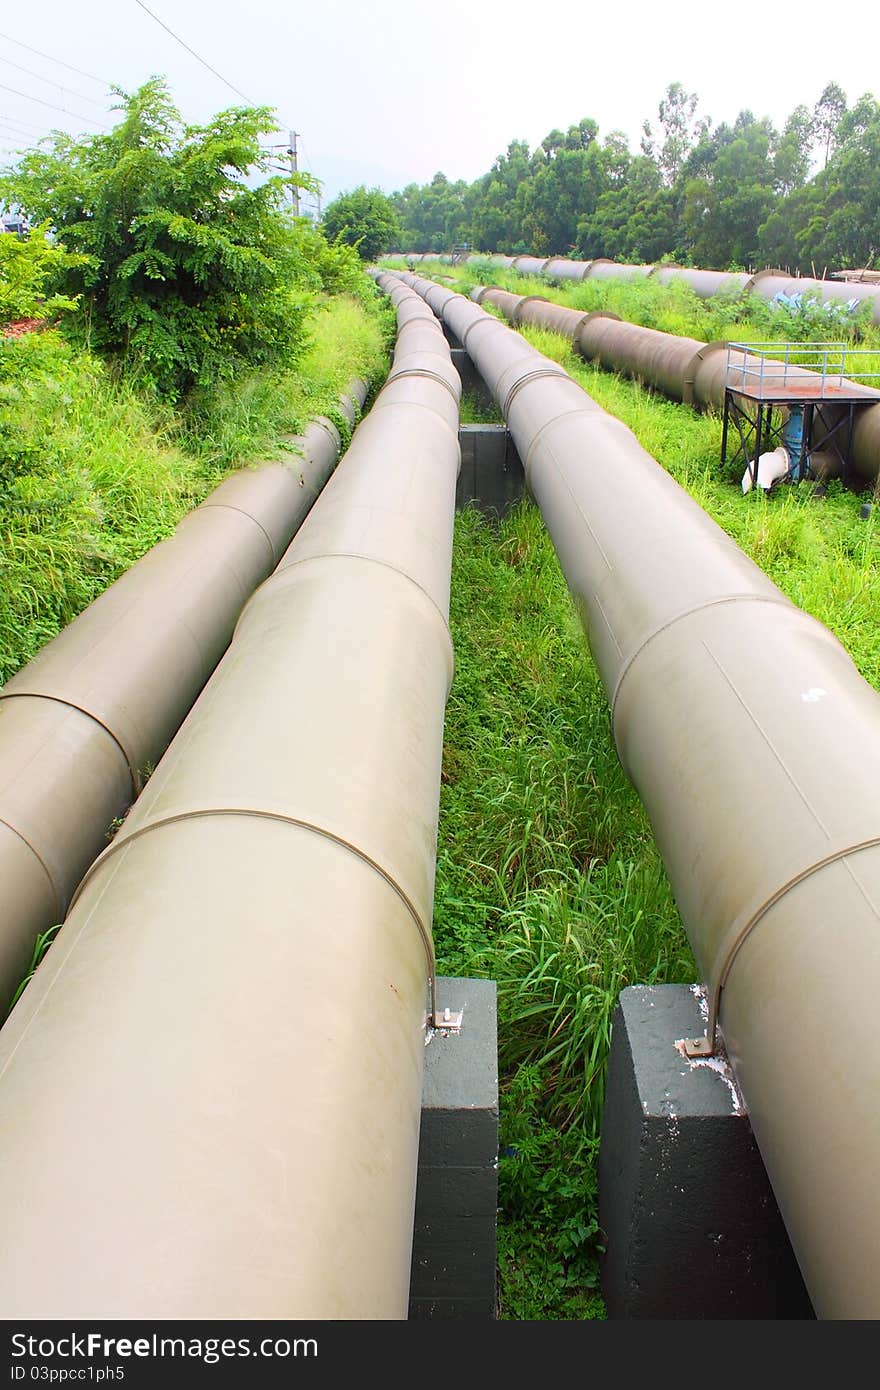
[1,81,320,399]
[0,222,82,326]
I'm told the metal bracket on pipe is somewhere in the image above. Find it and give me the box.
[430,1004,464,1034]
[681,983,721,1058]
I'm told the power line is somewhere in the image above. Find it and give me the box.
[0,113,47,134]
[132,0,256,105]
[0,82,109,130]
[0,54,109,109]
[0,29,109,87]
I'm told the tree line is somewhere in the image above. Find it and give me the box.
[325,82,879,273]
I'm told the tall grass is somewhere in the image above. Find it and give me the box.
[436,503,694,1319]
[0,292,391,681]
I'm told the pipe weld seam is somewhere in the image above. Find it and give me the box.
[366,396,461,444]
[460,314,507,353]
[192,502,278,567]
[0,691,139,795]
[247,551,455,657]
[522,407,607,475]
[608,593,797,727]
[709,835,880,1005]
[70,806,437,977]
[387,365,460,406]
[0,815,65,921]
[502,367,570,418]
[309,415,344,447]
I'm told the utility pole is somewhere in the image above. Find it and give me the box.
[288,129,300,217]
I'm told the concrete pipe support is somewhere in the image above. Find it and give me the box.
[0,289,459,1318]
[392,270,880,1318]
[0,385,366,1016]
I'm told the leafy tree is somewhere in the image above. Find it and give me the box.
[812,81,847,167]
[0,222,83,324]
[0,79,317,398]
[321,187,401,261]
[680,112,778,267]
[641,82,708,186]
[392,173,469,252]
[773,105,813,195]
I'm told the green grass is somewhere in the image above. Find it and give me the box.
[435,502,695,1319]
[0,291,391,681]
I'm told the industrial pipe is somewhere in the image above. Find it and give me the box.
[0,285,459,1318]
[650,265,754,298]
[391,269,880,1319]
[390,252,880,323]
[750,268,880,324]
[586,258,654,281]
[544,257,593,281]
[467,280,880,484]
[0,385,366,1016]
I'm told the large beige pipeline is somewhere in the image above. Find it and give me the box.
[390,269,880,1318]
[0,388,367,1017]
[469,280,880,484]
[0,285,459,1318]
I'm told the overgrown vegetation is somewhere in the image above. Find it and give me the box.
[0,80,362,399]
[0,292,391,682]
[0,82,393,680]
[321,186,402,261]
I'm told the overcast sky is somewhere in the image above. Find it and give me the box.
[1,0,877,211]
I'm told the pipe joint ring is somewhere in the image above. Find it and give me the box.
[460,315,507,354]
[387,365,460,407]
[609,593,796,730]
[701,834,880,1049]
[70,805,438,982]
[502,366,570,417]
[0,690,140,795]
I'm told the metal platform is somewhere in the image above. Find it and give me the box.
[721,342,880,487]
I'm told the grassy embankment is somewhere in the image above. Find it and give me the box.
[0,291,393,682]
[410,259,880,1316]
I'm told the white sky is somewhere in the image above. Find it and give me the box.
[0,0,877,210]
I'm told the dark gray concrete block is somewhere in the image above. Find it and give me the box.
[599,984,814,1319]
[410,1218,498,1299]
[409,977,498,1320]
[414,1165,497,1218]
[456,425,525,520]
[409,1297,497,1320]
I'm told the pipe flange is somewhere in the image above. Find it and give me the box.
[681,339,729,407]
[501,365,570,417]
[511,294,549,327]
[691,834,880,1055]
